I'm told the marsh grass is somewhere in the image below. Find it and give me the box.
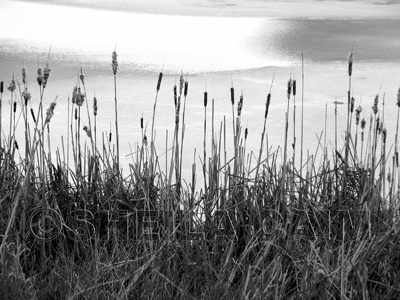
[0,51,400,300]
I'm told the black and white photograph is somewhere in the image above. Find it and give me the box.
[0,0,399,299]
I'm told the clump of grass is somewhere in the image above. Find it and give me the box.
[0,49,400,300]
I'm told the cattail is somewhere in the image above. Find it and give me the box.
[143,135,147,146]
[30,108,36,123]
[383,128,387,143]
[179,75,184,95]
[184,81,188,97]
[109,131,112,142]
[293,80,296,96]
[397,87,400,107]
[372,94,378,115]
[387,172,391,183]
[350,97,355,113]
[237,94,243,116]
[265,93,271,119]
[245,128,248,139]
[72,86,85,106]
[8,77,16,92]
[173,85,177,106]
[43,63,51,88]
[176,96,181,124]
[112,51,118,75]
[22,67,26,85]
[37,68,43,86]
[157,72,163,92]
[13,102,16,113]
[361,118,366,130]
[0,81,3,93]
[93,97,98,116]
[140,117,143,129]
[355,106,362,125]
[287,79,292,99]
[44,101,57,124]
[80,68,84,84]
[230,87,234,105]
[83,125,91,138]
[14,140,19,150]
[22,88,31,106]
[75,108,78,120]
[348,52,353,76]
[204,91,208,107]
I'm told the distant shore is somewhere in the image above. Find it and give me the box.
[14,0,400,19]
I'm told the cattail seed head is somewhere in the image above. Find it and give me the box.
[0,81,3,93]
[37,68,43,86]
[72,86,85,106]
[143,135,147,146]
[22,67,26,84]
[93,97,98,116]
[204,91,208,107]
[348,52,353,76]
[43,63,51,88]
[176,96,181,124]
[75,108,78,120]
[293,80,296,96]
[173,85,177,106]
[140,117,143,129]
[361,118,366,130]
[383,128,387,143]
[230,87,234,105]
[179,75,184,95]
[14,140,19,150]
[109,131,112,142]
[83,125,91,138]
[396,152,399,167]
[112,51,118,75]
[387,172,391,183]
[80,69,84,84]
[184,81,188,97]
[8,77,16,92]
[287,79,292,99]
[372,94,379,115]
[157,72,163,92]
[22,88,31,106]
[265,93,271,119]
[245,128,248,139]
[44,100,57,125]
[13,101,16,113]
[30,108,36,123]
[355,106,362,125]
[397,87,400,107]
[238,94,243,116]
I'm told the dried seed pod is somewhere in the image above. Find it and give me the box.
[75,108,78,120]
[350,97,355,113]
[140,117,143,129]
[43,63,51,88]
[109,131,112,142]
[8,77,16,92]
[173,85,177,106]
[93,97,98,116]
[230,87,234,105]
[30,108,36,123]
[382,128,387,143]
[348,52,353,76]
[0,81,3,93]
[22,67,26,85]
[287,79,292,99]
[14,140,19,150]
[112,51,118,75]
[265,93,271,119]
[238,94,243,116]
[245,128,248,139]
[22,88,31,106]
[13,101,16,113]
[157,72,163,92]
[37,68,43,86]
[204,91,208,107]
[292,80,296,96]
[80,68,84,84]
[179,75,184,95]
[83,125,91,138]
[361,118,366,130]
[184,81,188,97]
[44,101,57,124]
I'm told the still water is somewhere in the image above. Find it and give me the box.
[0,1,399,182]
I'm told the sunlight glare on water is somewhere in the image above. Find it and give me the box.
[0,1,290,73]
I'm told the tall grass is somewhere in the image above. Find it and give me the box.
[1,50,400,300]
